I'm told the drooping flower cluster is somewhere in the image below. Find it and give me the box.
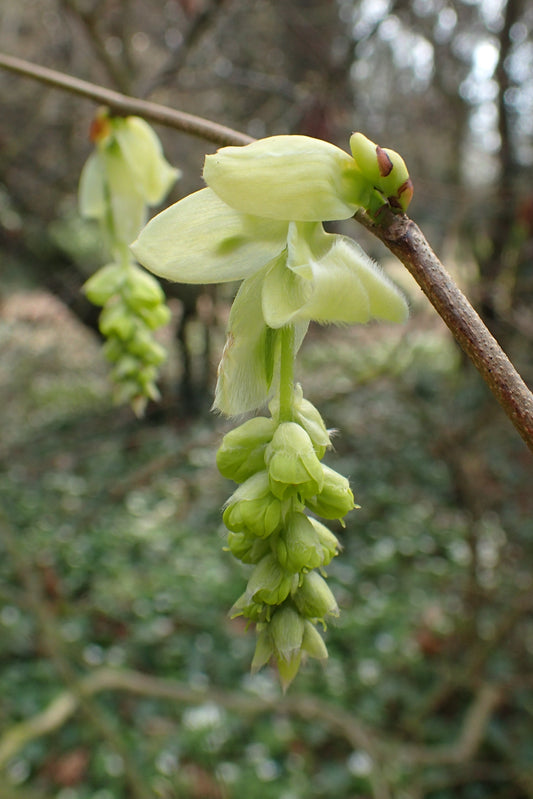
[217,383,355,688]
[132,131,412,685]
[132,134,411,416]
[79,110,179,414]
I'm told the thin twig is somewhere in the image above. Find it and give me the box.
[402,683,503,766]
[0,53,532,450]
[0,52,253,147]
[0,665,504,784]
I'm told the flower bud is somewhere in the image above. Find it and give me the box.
[83,263,124,306]
[276,512,324,573]
[269,384,330,457]
[245,555,293,605]
[270,605,305,691]
[251,628,273,673]
[305,464,356,520]
[99,300,135,340]
[223,471,283,538]
[124,264,165,309]
[308,518,341,565]
[270,605,305,662]
[265,422,324,500]
[294,398,331,458]
[128,330,167,365]
[294,571,339,621]
[102,337,124,364]
[111,354,142,380]
[216,416,276,482]
[226,531,270,564]
[349,132,413,212]
[301,620,328,660]
[230,592,264,622]
[137,302,171,330]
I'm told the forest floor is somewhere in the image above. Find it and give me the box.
[1,288,532,799]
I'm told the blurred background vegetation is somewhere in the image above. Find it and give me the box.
[0,1,532,798]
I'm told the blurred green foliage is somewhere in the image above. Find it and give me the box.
[1,301,531,799]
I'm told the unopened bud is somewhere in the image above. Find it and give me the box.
[276,512,324,573]
[301,620,328,660]
[217,416,276,482]
[270,605,305,662]
[308,517,341,565]
[270,384,331,457]
[350,132,413,212]
[99,300,135,340]
[125,264,165,309]
[265,422,324,500]
[245,554,293,605]
[226,531,270,564]
[128,330,167,365]
[83,263,124,306]
[294,570,339,621]
[137,303,171,330]
[223,471,283,538]
[305,464,356,520]
[251,628,273,673]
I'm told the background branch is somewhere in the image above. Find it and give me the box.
[0,664,504,789]
[0,53,253,147]
[0,52,531,450]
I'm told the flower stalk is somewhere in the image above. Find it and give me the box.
[278,326,295,423]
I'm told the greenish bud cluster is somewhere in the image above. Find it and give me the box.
[219,385,356,689]
[79,111,178,415]
[84,261,170,415]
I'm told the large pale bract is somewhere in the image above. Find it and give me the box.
[203,135,364,221]
[132,133,410,415]
[80,115,179,248]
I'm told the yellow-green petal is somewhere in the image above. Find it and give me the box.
[131,188,288,284]
[214,264,278,415]
[103,147,147,245]
[261,223,408,327]
[113,116,179,205]
[204,135,363,222]
[79,151,107,220]
[338,236,409,323]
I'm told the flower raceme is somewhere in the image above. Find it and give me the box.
[131,132,411,417]
[79,111,179,414]
[80,110,179,250]
[131,131,413,687]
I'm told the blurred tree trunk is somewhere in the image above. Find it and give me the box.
[477,0,525,329]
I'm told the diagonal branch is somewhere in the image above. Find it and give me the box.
[0,52,253,147]
[0,53,532,450]
[355,207,533,452]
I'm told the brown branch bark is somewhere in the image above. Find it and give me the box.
[355,207,533,453]
[0,53,253,147]
[0,663,504,793]
[402,683,503,766]
[0,53,532,450]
